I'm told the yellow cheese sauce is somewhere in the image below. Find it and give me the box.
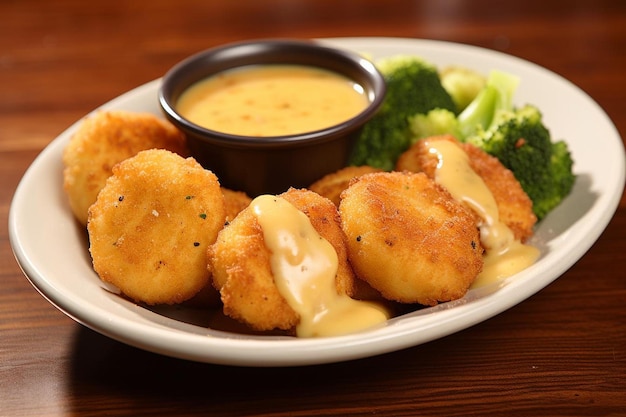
[177,65,369,137]
[425,139,540,287]
[252,195,389,338]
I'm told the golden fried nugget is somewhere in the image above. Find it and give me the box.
[88,149,225,305]
[339,171,483,306]
[395,134,536,241]
[208,204,298,332]
[221,188,252,223]
[208,188,359,332]
[309,165,382,206]
[63,110,188,226]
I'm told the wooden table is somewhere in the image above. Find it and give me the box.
[2,1,625,415]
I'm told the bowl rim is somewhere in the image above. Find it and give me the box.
[158,38,386,149]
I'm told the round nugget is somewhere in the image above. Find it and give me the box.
[88,149,225,305]
[309,165,382,206]
[208,188,358,332]
[339,171,483,306]
[63,110,188,226]
[396,134,537,242]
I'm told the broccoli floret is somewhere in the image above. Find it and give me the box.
[440,66,487,112]
[465,105,575,220]
[375,55,457,115]
[408,108,460,141]
[542,140,576,217]
[349,55,456,170]
[408,69,519,143]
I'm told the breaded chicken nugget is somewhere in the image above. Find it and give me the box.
[221,188,252,223]
[208,188,358,332]
[395,134,536,242]
[88,149,225,305]
[339,171,483,306]
[309,165,382,206]
[63,110,188,226]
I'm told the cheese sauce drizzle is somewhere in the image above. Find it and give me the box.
[425,139,540,287]
[252,195,389,337]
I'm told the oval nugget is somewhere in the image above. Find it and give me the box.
[88,149,225,305]
[339,171,483,306]
[208,188,359,332]
[63,110,188,226]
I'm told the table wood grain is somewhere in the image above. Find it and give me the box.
[1,1,625,415]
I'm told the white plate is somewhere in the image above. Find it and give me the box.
[9,37,625,366]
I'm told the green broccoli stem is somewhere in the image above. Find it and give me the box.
[457,86,497,139]
[456,70,520,140]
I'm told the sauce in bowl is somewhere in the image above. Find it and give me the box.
[176,64,369,137]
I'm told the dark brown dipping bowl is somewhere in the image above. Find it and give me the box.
[158,39,386,197]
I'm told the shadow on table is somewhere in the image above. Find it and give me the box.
[66,325,465,415]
